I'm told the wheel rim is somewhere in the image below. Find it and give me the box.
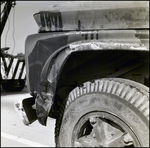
[72,111,141,147]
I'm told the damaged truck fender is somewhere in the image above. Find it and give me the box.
[37,39,148,126]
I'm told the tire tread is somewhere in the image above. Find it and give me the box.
[55,78,149,146]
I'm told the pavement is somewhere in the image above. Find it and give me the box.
[1,86,55,147]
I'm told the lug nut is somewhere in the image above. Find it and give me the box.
[89,117,97,125]
[123,133,133,143]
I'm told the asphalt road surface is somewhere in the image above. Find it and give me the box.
[1,86,55,147]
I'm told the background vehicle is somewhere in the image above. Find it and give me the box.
[1,48,26,92]
[1,1,26,92]
[15,1,149,147]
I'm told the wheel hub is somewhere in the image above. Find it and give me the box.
[72,112,140,147]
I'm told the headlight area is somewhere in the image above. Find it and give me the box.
[14,96,37,125]
[14,83,54,126]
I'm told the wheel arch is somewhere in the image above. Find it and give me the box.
[41,40,149,113]
[36,40,149,125]
[41,40,148,88]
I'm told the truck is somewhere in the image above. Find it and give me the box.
[1,47,26,92]
[14,1,149,147]
[1,1,26,92]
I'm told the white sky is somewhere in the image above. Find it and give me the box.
[1,1,149,55]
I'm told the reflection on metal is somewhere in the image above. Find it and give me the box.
[14,101,30,125]
[69,41,148,51]
[14,97,37,125]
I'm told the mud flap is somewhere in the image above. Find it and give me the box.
[14,97,37,125]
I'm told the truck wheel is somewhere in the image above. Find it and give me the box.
[55,78,149,147]
[2,80,25,92]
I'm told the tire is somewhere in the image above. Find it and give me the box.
[2,80,25,92]
[55,78,149,147]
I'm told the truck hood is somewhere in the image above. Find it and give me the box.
[33,2,149,32]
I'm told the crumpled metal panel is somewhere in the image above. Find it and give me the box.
[28,35,68,94]
[33,6,149,32]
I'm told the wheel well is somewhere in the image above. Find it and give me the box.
[49,50,149,117]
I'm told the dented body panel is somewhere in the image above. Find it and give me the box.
[25,4,149,125]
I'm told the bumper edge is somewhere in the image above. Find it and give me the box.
[14,97,37,125]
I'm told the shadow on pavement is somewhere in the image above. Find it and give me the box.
[1,85,29,96]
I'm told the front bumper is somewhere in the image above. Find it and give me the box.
[14,97,37,125]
